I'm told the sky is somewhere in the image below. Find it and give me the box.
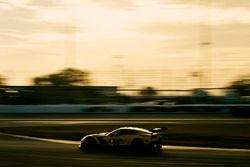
[0,0,250,89]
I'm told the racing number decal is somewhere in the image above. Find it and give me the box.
[110,138,123,145]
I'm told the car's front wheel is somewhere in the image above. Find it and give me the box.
[81,137,97,151]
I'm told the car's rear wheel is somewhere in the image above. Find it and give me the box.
[82,137,97,151]
[152,144,162,152]
[131,139,144,150]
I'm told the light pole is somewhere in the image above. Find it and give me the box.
[199,0,212,89]
[112,54,124,87]
[64,3,76,68]
[64,24,76,68]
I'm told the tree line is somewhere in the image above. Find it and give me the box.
[0,68,250,96]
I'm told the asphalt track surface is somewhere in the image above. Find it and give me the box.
[1,133,250,167]
[1,114,250,167]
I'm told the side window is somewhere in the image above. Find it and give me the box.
[109,129,138,136]
[114,129,132,135]
[110,129,125,136]
[125,130,138,135]
[118,130,127,135]
[129,130,138,135]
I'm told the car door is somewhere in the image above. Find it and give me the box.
[108,129,129,146]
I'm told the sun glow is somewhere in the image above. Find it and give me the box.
[0,0,250,88]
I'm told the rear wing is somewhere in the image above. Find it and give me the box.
[151,127,168,133]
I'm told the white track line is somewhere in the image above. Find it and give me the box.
[0,132,79,145]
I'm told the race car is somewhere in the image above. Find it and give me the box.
[79,127,166,150]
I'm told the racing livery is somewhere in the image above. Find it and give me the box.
[79,127,166,150]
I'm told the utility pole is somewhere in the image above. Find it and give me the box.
[64,4,76,68]
[112,54,124,87]
[199,0,212,89]
[64,23,76,68]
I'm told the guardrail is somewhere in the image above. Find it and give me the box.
[0,104,249,116]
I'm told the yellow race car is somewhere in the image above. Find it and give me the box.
[79,127,166,151]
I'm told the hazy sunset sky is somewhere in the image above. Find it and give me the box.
[0,0,250,88]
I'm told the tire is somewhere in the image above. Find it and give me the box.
[131,139,144,150]
[82,137,97,151]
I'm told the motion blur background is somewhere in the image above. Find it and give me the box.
[0,0,250,104]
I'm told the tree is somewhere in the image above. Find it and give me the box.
[227,76,250,96]
[33,68,90,86]
[191,88,209,97]
[191,88,210,104]
[139,87,158,96]
[0,75,6,86]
